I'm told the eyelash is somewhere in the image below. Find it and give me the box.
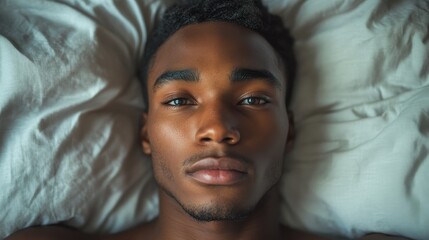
[162,95,270,107]
[163,98,196,107]
[238,96,270,105]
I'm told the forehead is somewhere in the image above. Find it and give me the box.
[148,22,285,89]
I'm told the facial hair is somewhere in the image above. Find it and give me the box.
[151,148,282,222]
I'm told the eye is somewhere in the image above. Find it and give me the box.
[163,98,195,107]
[239,96,270,105]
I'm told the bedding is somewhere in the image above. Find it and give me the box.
[0,0,428,239]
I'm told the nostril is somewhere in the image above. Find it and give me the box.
[196,128,240,145]
[199,136,234,144]
[200,137,212,142]
[225,137,237,144]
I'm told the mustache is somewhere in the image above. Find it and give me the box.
[182,150,252,169]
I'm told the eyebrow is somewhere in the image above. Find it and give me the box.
[153,69,199,90]
[152,67,281,91]
[230,68,281,89]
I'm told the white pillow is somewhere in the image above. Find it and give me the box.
[0,0,162,237]
[269,1,429,239]
[0,0,428,239]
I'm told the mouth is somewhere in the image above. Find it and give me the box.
[186,157,249,186]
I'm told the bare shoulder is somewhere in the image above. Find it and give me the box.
[5,225,99,240]
[281,226,411,240]
[360,234,412,240]
[281,225,330,240]
[106,219,158,240]
[6,220,157,240]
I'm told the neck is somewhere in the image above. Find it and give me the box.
[152,186,283,240]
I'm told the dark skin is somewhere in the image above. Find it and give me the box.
[7,22,410,240]
[138,21,293,240]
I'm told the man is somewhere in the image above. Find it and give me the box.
[7,0,408,239]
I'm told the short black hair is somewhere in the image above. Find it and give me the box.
[140,0,296,111]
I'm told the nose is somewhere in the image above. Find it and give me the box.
[195,106,241,145]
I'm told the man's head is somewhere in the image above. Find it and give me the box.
[140,0,295,110]
[140,0,295,222]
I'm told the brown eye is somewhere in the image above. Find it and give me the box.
[164,98,194,106]
[239,96,269,105]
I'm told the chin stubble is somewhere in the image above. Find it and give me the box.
[151,149,283,222]
[161,184,254,222]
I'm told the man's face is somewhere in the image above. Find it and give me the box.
[142,22,291,221]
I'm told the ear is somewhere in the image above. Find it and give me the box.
[285,111,295,152]
[141,113,152,155]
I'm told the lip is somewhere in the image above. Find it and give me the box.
[186,157,248,185]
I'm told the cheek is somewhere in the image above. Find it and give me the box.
[247,113,288,177]
[147,118,192,170]
[147,120,188,191]
[149,117,190,150]
[151,150,175,182]
[247,112,289,153]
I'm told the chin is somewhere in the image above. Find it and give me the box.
[182,200,254,222]
[162,183,257,222]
